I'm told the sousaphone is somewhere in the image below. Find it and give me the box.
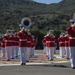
[21,17,32,28]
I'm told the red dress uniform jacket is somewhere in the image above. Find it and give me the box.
[33,39,36,47]
[17,30,28,47]
[58,36,65,47]
[64,34,69,47]
[45,35,55,47]
[10,35,15,46]
[4,34,12,46]
[27,35,33,47]
[52,36,56,47]
[14,36,19,46]
[66,26,75,46]
[1,38,5,48]
[31,38,34,48]
[0,38,2,47]
[42,38,46,47]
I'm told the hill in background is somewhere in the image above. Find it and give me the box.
[0,0,75,49]
[0,0,75,33]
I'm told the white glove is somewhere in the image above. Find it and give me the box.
[20,27,24,32]
[71,23,75,27]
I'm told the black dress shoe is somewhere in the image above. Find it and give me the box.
[50,59,53,61]
[21,63,23,65]
[49,59,53,61]
[26,60,29,62]
[72,67,75,69]
[21,63,26,65]
[15,56,18,57]
[67,58,69,60]
[23,63,26,65]
[11,58,14,59]
[7,59,11,61]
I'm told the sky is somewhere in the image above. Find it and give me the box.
[33,0,62,4]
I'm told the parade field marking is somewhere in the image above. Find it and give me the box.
[0,54,70,66]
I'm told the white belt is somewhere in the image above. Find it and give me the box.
[5,40,12,42]
[5,40,8,42]
[69,37,75,39]
[65,41,68,42]
[46,41,54,43]
[19,39,27,41]
[59,42,65,43]
[27,41,31,43]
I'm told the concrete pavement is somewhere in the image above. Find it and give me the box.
[0,50,75,75]
[0,63,75,75]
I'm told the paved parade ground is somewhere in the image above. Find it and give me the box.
[0,50,70,66]
[0,50,75,75]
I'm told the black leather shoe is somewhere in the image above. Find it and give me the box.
[67,58,69,60]
[7,59,11,61]
[15,56,18,57]
[49,59,53,61]
[50,59,53,61]
[11,58,14,59]
[23,63,26,65]
[72,67,75,69]
[26,60,29,62]
[21,63,26,65]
